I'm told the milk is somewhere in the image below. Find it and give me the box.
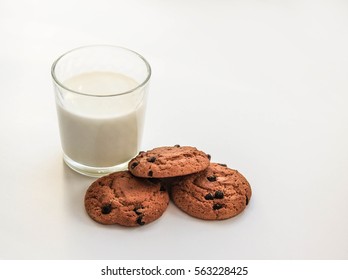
[55,71,146,168]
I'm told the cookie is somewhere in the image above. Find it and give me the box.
[170,163,252,220]
[128,145,210,178]
[84,171,169,226]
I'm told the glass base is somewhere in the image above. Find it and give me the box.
[63,154,129,177]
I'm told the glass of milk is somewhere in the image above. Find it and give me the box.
[51,45,151,177]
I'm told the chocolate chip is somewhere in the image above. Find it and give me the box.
[214,190,224,199]
[134,206,143,215]
[148,170,153,177]
[130,161,139,169]
[213,203,223,210]
[147,156,156,163]
[204,193,214,200]
[207,175,216,182]
[218,163,227,167]
[246,196,249,206]
[207,154,211,160]
[101,204,112,214]
[174,144,180,147]
[136,216,145,226]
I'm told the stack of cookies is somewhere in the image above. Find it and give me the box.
[84,145,252,227]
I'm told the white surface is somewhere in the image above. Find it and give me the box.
[1,0,348,260]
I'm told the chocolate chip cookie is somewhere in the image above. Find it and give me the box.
[128,145,210,178]
[170,163,252,220]
[84,171,169,226]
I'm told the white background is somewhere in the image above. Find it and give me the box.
[0,0,347,260]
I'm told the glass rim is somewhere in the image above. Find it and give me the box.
[51,44,151,97]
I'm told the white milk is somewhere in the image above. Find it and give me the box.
[55,71,146,167]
